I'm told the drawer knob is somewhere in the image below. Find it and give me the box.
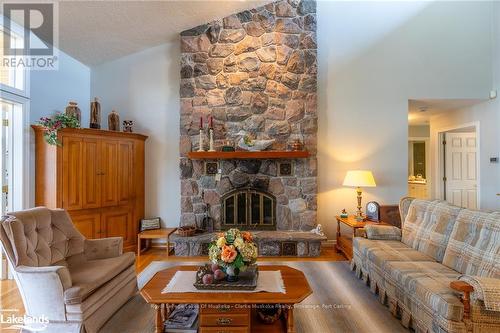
[217,317,232,325]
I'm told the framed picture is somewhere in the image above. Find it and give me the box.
[140,217,161,232]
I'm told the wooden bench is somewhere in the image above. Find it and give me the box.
[137,228,177,259]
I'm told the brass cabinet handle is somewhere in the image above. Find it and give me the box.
[216,317,232,325]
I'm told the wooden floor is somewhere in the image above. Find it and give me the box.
[0,244,345,324]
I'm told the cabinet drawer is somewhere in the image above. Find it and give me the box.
[200,313,249,327]
[201,305,249,315]
[199,326,248,333]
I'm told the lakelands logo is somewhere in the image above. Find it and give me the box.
[1,309,49,331]
[2,2,58,70]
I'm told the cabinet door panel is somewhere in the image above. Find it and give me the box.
[82,139,101,208]
[101,208,133,246]
[100,140,119,207]
[62,136,83,210]
[118,141,134,205]
[71,212,101,239]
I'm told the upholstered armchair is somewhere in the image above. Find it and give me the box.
[0,207,137,333]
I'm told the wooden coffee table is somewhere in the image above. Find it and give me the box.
[140,265,312,333]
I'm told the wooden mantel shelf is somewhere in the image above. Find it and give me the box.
[187,150,310,160]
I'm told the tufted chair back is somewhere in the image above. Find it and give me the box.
[0,207,85,267]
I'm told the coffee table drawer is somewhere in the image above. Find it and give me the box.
[201,304,248,314]
[200,313,249,327]
[199,326,249,333]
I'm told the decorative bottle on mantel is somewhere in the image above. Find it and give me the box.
[89,97,101,129]
[108,110,120,131]
[65,101,81,126]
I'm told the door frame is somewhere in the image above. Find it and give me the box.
[434,121,480,209]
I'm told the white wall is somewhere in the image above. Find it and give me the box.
[317,1,495,237]
[90,43,181,227]
[409,125,430,138]
[30,51,91,124]
[429,103,499,211]
[427,1,500,211]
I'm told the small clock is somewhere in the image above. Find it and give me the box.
[366,201,380,222]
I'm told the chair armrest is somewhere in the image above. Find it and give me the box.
[15,265,72,320]
[365,225,401,240]
[84,237,123,260]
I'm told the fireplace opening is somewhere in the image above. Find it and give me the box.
[221,188,276,230]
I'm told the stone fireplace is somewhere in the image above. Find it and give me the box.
[221,187,276,230]
[176,0,321,255]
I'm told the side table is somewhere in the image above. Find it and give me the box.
[335,216,390,260]
[137,228,177,260]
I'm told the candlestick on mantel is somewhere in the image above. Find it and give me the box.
[208,128,215,152]
[198,128,204,152]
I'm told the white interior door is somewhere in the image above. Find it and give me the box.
[445,132,478,209]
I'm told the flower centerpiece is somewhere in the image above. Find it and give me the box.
[208,228,258,282]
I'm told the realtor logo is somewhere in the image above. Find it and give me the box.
[2,2,58,69]
[3,3,54,56]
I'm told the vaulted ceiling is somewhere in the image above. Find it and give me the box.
[56,1,270,66]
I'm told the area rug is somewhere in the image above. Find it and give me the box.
[100,261,408,333]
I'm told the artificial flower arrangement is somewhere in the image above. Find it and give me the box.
[37,113,80,145]
[208,228,258,282]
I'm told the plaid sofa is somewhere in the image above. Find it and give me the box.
[351,198,500,333]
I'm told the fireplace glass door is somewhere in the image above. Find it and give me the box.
[222,189,276,230]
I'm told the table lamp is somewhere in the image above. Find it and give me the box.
[343,170,376,221]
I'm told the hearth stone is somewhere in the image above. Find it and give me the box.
[171,231,326,257]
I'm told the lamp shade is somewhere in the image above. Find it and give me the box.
[343,170,376,187]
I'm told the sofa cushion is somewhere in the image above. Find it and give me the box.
[442,210,500,278]
[64,252,135,304]
[353,238,435,286]
[365,225,402,241]
[402,200,461,262]
[354,238,433,263]
[384,261,463,321]
[4,208,85,267]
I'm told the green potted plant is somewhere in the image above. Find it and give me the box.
[37,113,80,146]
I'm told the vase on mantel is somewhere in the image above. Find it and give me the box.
[90,97,101,129]
[108,110,120,131]
[65,101,81,126]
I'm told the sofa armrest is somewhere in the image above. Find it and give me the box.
[15,265,72,320]
[84,237,123,260]
[456,276,500,313]
[365,225,401,241]
[354,228,367,238]
[450,280,474,319]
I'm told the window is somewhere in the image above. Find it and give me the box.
[0,27,26,93]
[0,18,30,280]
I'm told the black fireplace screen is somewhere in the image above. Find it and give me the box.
[221,188,276,230]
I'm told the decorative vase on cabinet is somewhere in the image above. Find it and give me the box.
[32,125,147,252]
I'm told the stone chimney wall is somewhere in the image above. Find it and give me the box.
[179,0,317,231]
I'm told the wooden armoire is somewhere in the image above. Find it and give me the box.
[32,126,148,252]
